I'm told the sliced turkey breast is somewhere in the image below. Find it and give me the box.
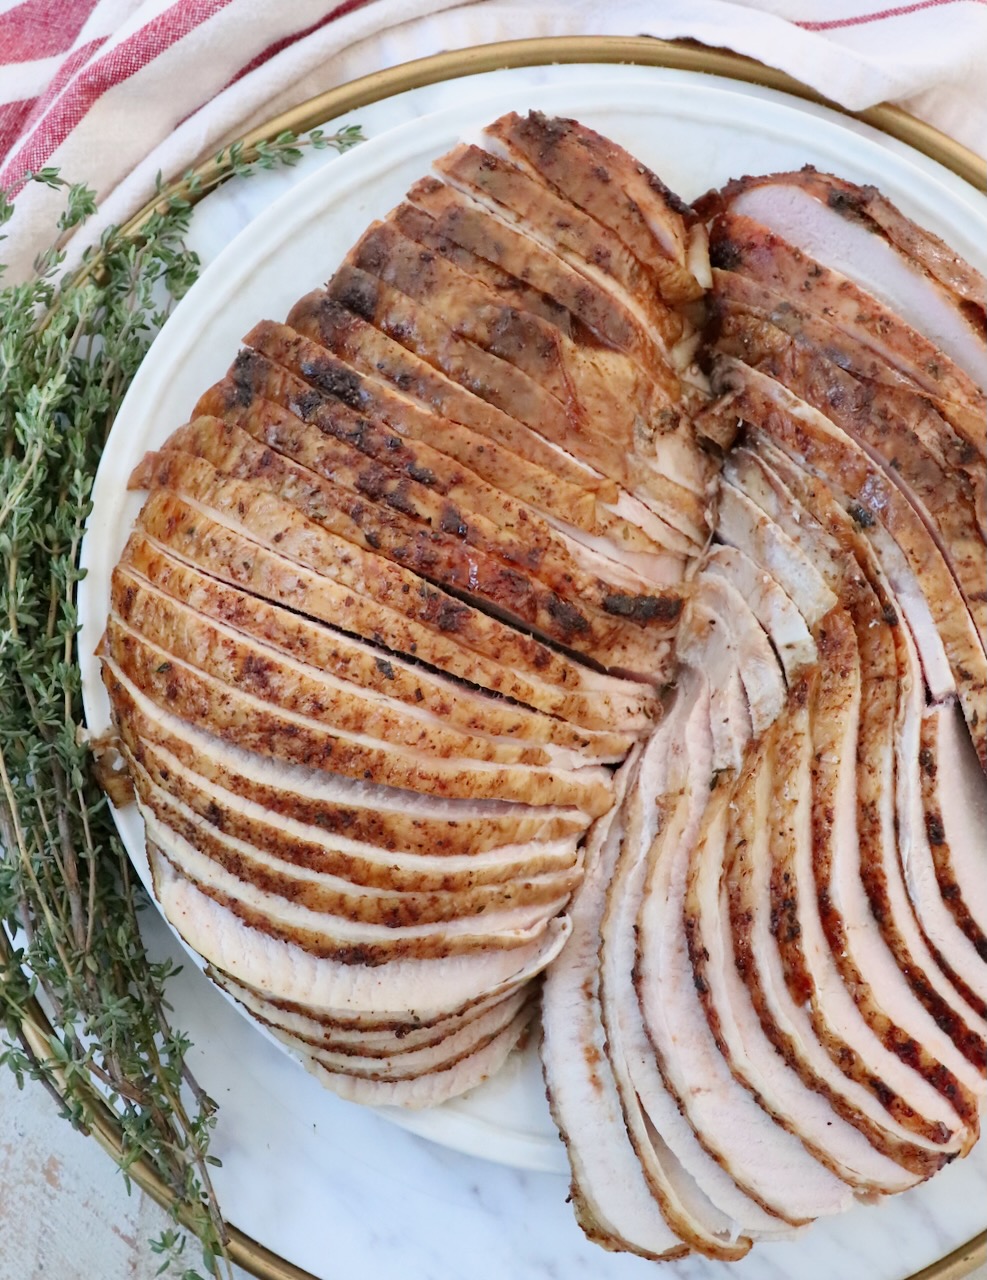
[636,682,851,1224]
[744,455,987,1105]
[689,723,919,1194]
[129,459,658,728]
[155,399,687,653]
[713,357,987,766]
[920,703,987,967]
[405,176,684,361]
[716,482,837,628]
[150,843,573,1014]
[703,544,816,681]
[350,215,713,506]
[688,571,786,736]
[146,819,569,966]
[540,750,692,1261]
[102,640,614,815]
[432,143,687,331]
[484,111,707,302]
[119,536,631,762]
[725,669,960,1178]
[675,598,752,774]
[754,440,987,1059]
[708,214,986,462]
[110,570,605,771]
[215,969,531,1052]
[269,294,700,559]
[730,167,987,313]
[127,735,583,896]
[774,613,973,1147]
[130,767,580,927]
[716,315,986,641]
[114,691,588,865]
[295,1002,535,1109]
[229,330,688,579]
[126,727,583,896]
[599,686,768,1255]
[250,984,532,1076]
[134,493,651,735]
[332,254,711,545]
[136,426,675,670]
[710,268,986,527]
[388,198,576,330]
[285,290,611,492]
[715,176,987,385]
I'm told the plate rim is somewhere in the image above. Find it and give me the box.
[20,34,986,1280]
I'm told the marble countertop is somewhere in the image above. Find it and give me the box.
[3,59,987,1280]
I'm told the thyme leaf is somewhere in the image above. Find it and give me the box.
[0,121,363,1277]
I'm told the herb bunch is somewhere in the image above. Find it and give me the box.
[0,122,363,1278]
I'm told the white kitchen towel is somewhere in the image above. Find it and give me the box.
[1,0,985,282]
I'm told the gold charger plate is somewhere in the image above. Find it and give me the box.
[15,34,986,1280]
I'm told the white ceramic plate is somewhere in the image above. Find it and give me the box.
[79,61,987,1280]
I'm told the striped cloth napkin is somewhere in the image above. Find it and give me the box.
[1,0,985,282]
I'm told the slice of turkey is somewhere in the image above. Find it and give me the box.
[102,637,613,815]
[920,703,987,972]
[131,475,658,733]
[148,840,572,1012]
[708,215,986,462]
[724,669,960,1179]
[483,111,706,301]
[727,167,987,312]
[201,342,687,609]
[636,680,850,1225]
[119,536,630,761]
[138,426,677,671]
[599,683,768,1255]
[215,969,531,1054]
[703,544,816,681]
[130,747,580,895]
[295,1002,535,1109]
[539,748,690,1261]
[689,723,918,1194]
[756,441,987,1057]
[387,198,576,331]
[130,767,581,927]
[713,357,987,766]
[109,569,612,772]
[716,482,837,628]
[111,678,589,860]
[717,179,987,385]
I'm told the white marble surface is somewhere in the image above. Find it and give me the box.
[6,60,987,1280]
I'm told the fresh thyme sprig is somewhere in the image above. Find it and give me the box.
[0,120,363,1278]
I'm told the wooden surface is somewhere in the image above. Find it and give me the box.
[0,1061,251,1280]
[2,1056,985,1280]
